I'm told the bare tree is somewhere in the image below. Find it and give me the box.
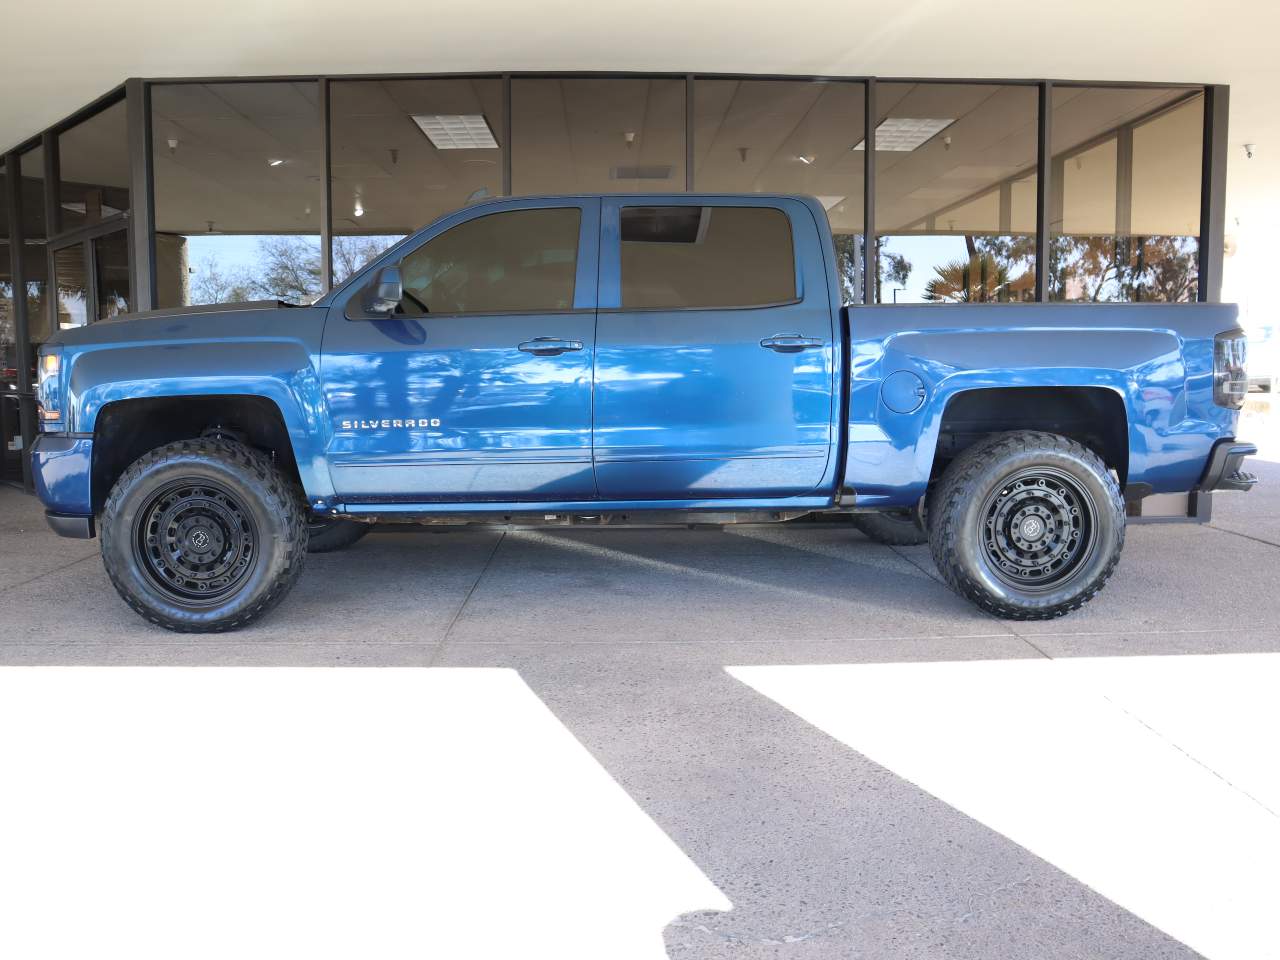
[255,236,323,303]
[191,256,258,306]
[333,235,401,286]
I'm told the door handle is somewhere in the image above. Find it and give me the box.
[760,334,825,353]
[518,337,584,356]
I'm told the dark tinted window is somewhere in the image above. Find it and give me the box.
[620,206,794,309]
[398,208,580,315]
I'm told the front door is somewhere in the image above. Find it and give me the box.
[592,198,836,499]
[321,200,600,502]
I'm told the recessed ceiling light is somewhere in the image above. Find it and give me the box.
[411,114,499,150]
[353,200,364,218]
[853,118,956,152]
[796,155,816,165]
[268,158,286,167]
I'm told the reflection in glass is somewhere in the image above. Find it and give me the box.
[151,82,323,307]
[513,79,685,195]
[875,83,1038,303]
[58,99,131,233]
[694,79,865,303]
[20,149,50,349]
[53,245,89,330]
[1,166,12,385]
[95,230,131,320]
[330,78,505,284]
[1049,88,1202,302]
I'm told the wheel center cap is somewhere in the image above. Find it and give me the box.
[186,526,217,554]
[1019,516,1045,541]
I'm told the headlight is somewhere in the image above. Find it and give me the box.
[1213,330,1248,409]
[36,348,63,426]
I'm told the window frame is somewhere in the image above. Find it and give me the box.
[600,196,804,314]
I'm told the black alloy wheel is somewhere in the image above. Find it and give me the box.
[980,468,1097,591]
[100,437,307,632]
[133,480,258,605]
[928,431,1125,620]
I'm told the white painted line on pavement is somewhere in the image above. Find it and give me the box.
[730,654,1280,960]
[0,667,729,960]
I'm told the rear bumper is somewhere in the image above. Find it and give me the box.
[1198,439,1259,493]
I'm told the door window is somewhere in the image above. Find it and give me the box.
[619,206,795,310]
[397,207,581,316]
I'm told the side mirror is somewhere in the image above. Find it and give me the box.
[363,265,403,316]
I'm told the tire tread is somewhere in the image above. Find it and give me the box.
[927,431,1125,620]
[100,438,307,632]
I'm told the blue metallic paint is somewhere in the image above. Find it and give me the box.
[592,196,840,499]
[30,435,94,515]
[28,193,1243,528]
[844,303,1241,508]
[322,198,601,501]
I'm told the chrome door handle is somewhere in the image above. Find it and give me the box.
[760,334,825,353]
[518,337,584,356]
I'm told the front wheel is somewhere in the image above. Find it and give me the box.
[100,438,307,632]
[928,431,1125,620]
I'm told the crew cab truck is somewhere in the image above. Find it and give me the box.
[30,194,1258,631]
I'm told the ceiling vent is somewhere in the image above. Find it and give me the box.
[610,164,673,180]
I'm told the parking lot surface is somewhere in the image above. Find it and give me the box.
[1,453,1278,959]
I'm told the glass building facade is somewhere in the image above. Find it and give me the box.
[1,73,1229,486]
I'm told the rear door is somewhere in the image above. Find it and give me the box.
[592,197,835,499]
[321,199,599,502]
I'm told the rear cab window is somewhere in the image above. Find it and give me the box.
[619,205,796,310]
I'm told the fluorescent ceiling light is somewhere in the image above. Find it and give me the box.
[853,118,955,152]
[412,114,498,150]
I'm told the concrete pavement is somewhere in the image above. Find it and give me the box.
[1,458,1278,958]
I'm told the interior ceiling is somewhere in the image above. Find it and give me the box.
[136,76,1193,236]
[3,0,1279,294]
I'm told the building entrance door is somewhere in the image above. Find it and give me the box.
[48,226,131,333]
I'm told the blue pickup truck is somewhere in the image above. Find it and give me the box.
[31,194,1257,631]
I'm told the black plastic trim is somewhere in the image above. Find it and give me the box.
[1197,439,1258,492]
[45,512,96,539]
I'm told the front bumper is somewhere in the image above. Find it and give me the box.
[30,433,95,537]
[1198,439,1259,492]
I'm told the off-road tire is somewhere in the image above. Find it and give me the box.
[306,517,372,553]
[100,438,307,632]
[927,431,1125,620]
[852,508,929,546]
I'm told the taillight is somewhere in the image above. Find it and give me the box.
[1213,330,1248,409]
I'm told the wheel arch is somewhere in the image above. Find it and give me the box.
[928,384,1130,488]
[91,394,317,513]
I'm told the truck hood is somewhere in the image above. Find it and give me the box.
[49,300,315,350]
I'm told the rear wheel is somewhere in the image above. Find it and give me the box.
[928,431,1124,619]
[306,517,371,553]
[852,508,929,546]
[100,438,307,632]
